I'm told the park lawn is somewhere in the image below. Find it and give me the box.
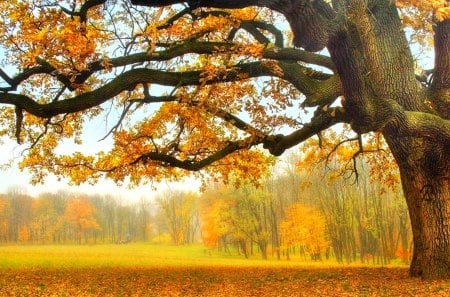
[0,244,449,296]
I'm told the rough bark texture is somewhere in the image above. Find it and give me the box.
[326,1,450,279]
[385,134,450,278]
[431,20,450,119]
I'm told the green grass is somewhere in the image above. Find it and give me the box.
[0,243,206,268]
[0,243,408,269]
[1,244,447,297]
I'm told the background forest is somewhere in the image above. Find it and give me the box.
[0,149,411,266]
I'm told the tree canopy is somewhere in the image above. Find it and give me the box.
[0,0,449,279]
[0,0,447,182]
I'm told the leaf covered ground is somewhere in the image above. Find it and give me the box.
[0,244,449,296]
[1,266,450,296]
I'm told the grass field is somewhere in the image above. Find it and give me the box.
[0,243,449,296]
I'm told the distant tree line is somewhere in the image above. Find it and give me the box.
[0,189,153,244]
[0,152,412,265]
[196,151,412,265]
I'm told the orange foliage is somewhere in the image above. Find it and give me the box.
[18,225,30,243]
[0,0,442,190]
[280,204,329,258]
[199,190,234,247]
[297,129,400,193]
[396,0,450,22]
[0,0,107,74]
[395,0,450,46]
[396,247,413,263]
[0,2,281,188]
[199,198,224,247]
[64,197,100,239]
[0,197,9,241]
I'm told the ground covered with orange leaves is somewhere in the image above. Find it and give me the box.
[1,266,449,296]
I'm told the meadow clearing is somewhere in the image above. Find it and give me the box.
[0,244,449,296]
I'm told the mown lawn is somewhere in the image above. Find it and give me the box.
[0,243,449,296]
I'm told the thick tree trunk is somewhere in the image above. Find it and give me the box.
[403,172,450,278]
[327,1,450,279]
[386,135,450,279]
[402,168,450,278]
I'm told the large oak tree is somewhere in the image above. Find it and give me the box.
[0,0,448,278]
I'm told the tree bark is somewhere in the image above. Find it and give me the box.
[385,135,450,279]
[407,178,450,279]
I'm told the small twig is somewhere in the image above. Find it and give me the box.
[52,86,67,102]
[99,101,134,141]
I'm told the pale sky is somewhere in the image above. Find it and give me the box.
[0,143,137,199]
[0,133,201,201]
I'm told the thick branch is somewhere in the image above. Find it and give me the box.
[263,47,334,70]
[0,62,277,118]
[430,20,450,118]
[130,95,178,104]
[236,21,272,45]
[278,61,341,106]
[0,68,203,118]
[131,0,260,8]
[301,75,342,107]
[1,58,339,127]
[135,138,260,171]
[401,111,450,144]
[14,107,23,144]
[245,21,285,47]
[432,20,450,90]
[124,109,349,172]
[263,106,348,156]
[132,0,337,51]
[1,39,334,93]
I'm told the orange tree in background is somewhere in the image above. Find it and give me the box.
[0,0,448,278]
[280,203,329,261]
[64,196,100,244]
[199,184,273,259]
[199,189,234,250]
[0,196,9,242]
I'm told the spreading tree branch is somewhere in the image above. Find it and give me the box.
[132,0,337,51]
[134,139,254,171]
[263,106,349,156]
[0,39,335,93]
[0,57,337,118]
